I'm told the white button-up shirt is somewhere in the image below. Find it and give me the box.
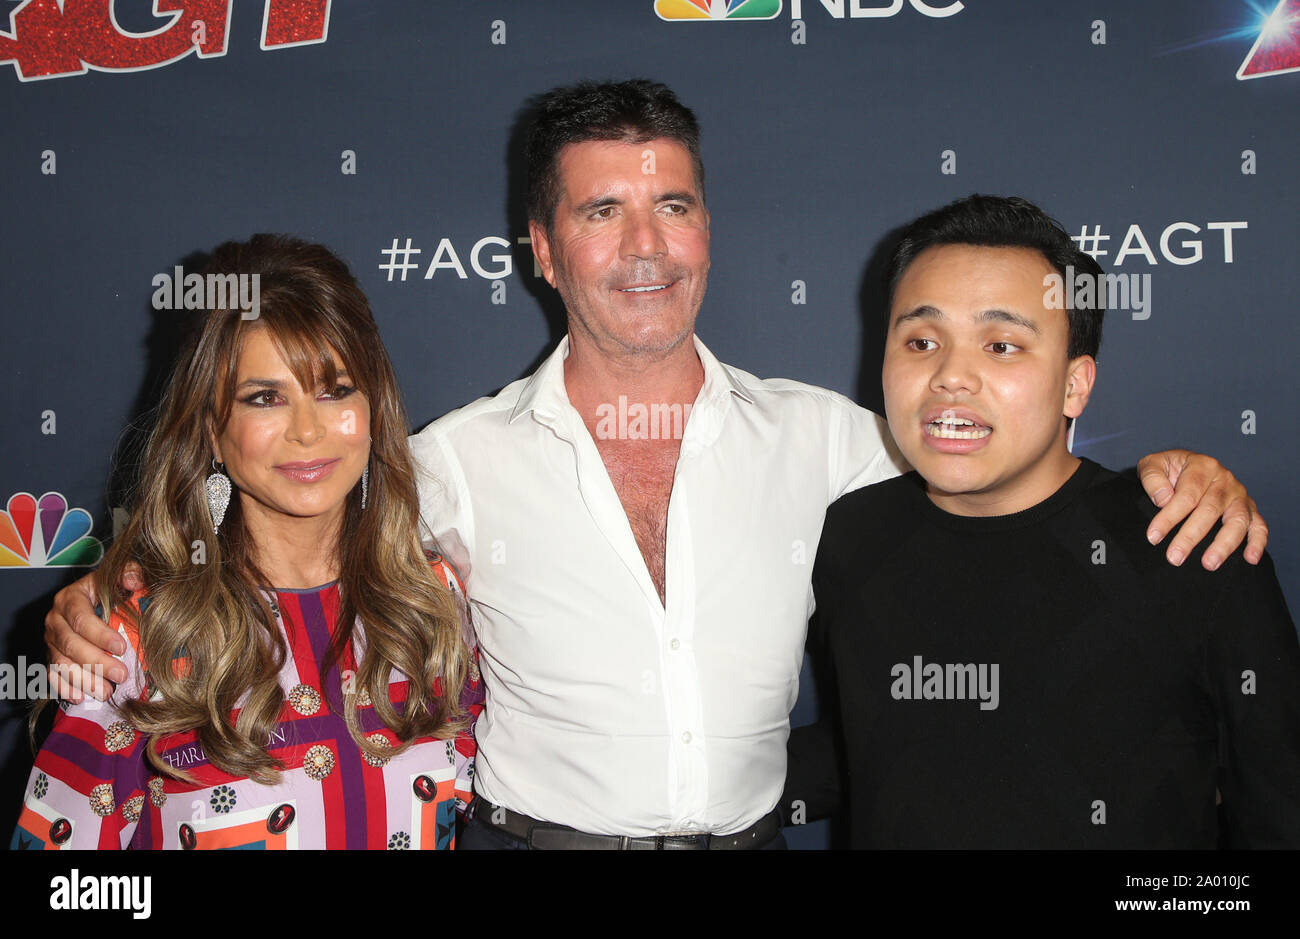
[409,335,905,836]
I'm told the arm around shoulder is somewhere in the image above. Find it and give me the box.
[14,624,152,850]
[410,425,476,589]
[830,397,909,501]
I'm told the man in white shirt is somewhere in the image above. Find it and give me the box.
[408,80,1265,849]
[46,79,1266,850]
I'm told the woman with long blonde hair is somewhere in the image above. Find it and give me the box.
[15,235,479,850]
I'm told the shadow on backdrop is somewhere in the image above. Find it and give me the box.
[503,94,568,391]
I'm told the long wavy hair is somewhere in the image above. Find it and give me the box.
[95,234,468,782]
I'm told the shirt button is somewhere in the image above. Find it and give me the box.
[670,638,680,650]
[682,732,692,744]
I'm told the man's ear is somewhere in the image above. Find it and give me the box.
[1064,355,1097,420]
[528,219,557,288]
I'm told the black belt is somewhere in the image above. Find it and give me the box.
[471,801,781,850]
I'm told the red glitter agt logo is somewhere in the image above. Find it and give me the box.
[0,0,331,82]
[1237,0,1300,79]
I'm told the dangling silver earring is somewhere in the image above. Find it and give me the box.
[360,466,369,510]
[206,458,231,534]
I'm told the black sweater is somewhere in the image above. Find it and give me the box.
[784,459,1300,848]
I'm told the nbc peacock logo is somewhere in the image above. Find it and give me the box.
[656,0,783,21]
[0,492,104,568]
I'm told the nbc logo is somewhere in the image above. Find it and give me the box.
[656,0,782,20]
[0,493,103,568]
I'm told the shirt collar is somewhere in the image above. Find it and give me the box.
[508,334,572,425]
[693,334,755,408]
[508,333,755,427]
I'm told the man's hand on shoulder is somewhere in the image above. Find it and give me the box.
[44,568,138,701]
[1137,449,1267,570]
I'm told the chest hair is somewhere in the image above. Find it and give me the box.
[593,437,682,604]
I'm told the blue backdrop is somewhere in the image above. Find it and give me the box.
[2,0,1296,849]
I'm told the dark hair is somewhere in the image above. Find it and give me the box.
[525,79,704,231]
[887,194,1104,360]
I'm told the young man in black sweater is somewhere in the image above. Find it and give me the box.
[784,195,1300,848]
